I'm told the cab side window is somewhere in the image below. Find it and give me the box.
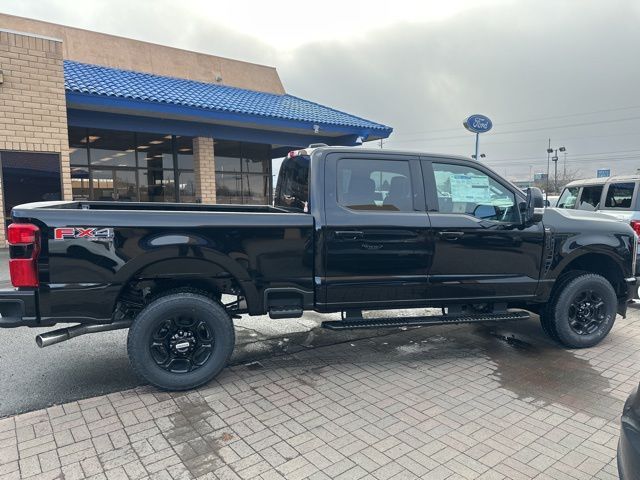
[432,163,519,223]
[274,155,310,212]
[604,182,635,209]
[337,159,414,212]
[577,185,603,211]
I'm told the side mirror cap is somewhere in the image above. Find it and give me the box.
[525,187,545,224]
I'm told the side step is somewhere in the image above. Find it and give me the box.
[321,311,530,330]
[269,306,303,319]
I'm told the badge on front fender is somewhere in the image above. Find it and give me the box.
[54,227,114,240]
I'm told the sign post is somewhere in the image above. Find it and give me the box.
[463,114,492,160]
[597,169,610,178]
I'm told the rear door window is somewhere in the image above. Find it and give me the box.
[577,185,603,211]
[604,182,635,209]
[337,159,414,212]
[557,186,579,209]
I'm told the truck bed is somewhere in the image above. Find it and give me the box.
[13,200,290,214]
[10,200,315,324]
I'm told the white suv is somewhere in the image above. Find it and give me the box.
[557,175,640,299]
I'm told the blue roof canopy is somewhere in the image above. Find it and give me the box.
[63,61,392,144]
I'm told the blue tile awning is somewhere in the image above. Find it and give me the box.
[63,61,392,143]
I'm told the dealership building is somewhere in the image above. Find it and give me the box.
[0,13,392,241]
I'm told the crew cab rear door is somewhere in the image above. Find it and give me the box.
[422,157,544,300]
[318,151,431,309]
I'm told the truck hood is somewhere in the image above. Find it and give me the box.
[543,207,633,234]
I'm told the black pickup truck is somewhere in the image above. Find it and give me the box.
[1,146,638,390]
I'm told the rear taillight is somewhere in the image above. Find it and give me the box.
[7,223,40,287]
[7,223,38,245]
[631,220,640,242]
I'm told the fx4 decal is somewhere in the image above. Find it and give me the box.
[54,227,114,241]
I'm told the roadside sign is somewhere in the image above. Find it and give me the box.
[463,114,493,134]
[597,169,610,178]
[463,114,492,161]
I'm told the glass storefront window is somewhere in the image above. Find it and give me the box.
[243,174,270,204]
[69,127,89,166]
[137,133,173,169]
[89,130,136,167]
[214,141,242,173]
[241,143,270,173]
[215,171,243,204]
[139,169,176,202]
[214,140,272,204]
[91,169,116,201]
[178,171,196,203]
[67,128,270,204]
[71,168,90,200]
[114,170,138,202]
[176,136,194,170]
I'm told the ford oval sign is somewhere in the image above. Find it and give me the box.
[463,114,493,134]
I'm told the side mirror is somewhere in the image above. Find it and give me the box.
[473,204,498,219]
[525,187,545,224]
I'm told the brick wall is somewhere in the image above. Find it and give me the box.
[193,137,217,204]
[0,29,72,242]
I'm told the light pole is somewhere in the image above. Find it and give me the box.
[546,142,566,195]
[552,151,559,194]
[546,139,553,200]
[551,146,566,193]
[560,146,567,179]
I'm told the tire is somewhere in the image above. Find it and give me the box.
[544,273,617,348]
[127,290,235,390]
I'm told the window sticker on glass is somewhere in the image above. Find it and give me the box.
[449,174,490,203]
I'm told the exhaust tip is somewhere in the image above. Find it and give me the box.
[35,330,70,348]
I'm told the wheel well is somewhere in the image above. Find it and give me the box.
[114,276,245,321]
[559,253,625,296]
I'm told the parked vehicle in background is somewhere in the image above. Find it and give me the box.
[557,175,640,299]
[0,147,637,390]
[618,381,640,479]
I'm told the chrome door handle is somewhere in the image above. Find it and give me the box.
[438,231,464,240]
[335,230,364,240]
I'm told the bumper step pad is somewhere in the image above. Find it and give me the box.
[321,310,530,330]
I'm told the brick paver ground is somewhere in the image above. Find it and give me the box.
[1,306,639,480]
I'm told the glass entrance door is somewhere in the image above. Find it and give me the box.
[1,151,62,218]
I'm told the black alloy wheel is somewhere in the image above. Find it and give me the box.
[127,289,235,390]
[150,316,214,373]
[542,273,617,348]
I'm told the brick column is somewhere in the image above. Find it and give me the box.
[193,137,216,204]
[0,29,72,244]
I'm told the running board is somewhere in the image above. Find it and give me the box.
[321,311,530,330]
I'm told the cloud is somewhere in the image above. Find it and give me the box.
[278,0,640,178]
[2,0,640,179]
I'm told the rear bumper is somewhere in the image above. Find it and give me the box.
[0,289,39,327]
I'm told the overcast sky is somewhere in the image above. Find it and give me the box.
[3,0,640,180]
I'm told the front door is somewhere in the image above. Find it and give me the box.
[320,152,432,309]
[423,158,544,301]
